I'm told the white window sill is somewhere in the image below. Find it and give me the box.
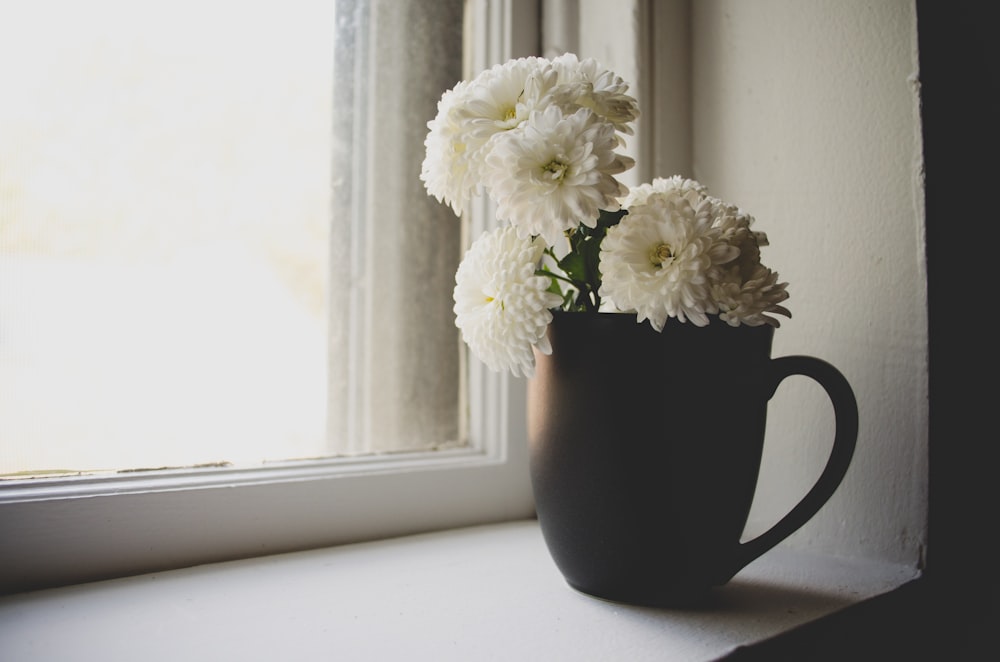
[0,519,918,661]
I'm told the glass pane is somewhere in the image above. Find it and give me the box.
[326,0,465,455]
[0,0,464,477]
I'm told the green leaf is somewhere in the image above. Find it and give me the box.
[542,209,626,312]
[557,250,588,284]
[596,207,628,230]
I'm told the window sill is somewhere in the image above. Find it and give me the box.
[0,519,919,661]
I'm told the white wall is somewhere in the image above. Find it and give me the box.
[567,0,927,568]
[690,0,926,566]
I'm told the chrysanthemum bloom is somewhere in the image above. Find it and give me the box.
[453,224,563,377]
[710,206,791,327]
[484,105,634,246]
[456,57,558,149]
[619,175,707,209]
[548,53,640,137]
[421,57,555,216]
[599,192,738,330]
[713,202,765,273]
[420,80,480,215]
[712,262,791,327]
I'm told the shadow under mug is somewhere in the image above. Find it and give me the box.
[527,312,858,607]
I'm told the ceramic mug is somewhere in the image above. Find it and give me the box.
[527,311,858,606]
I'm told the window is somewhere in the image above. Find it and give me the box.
[0,0,540,594]
[1,0,470,475]
[1,0,340,475]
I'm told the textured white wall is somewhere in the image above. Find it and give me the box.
[691,0,927,566]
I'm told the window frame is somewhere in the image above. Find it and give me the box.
[0,0,542,595]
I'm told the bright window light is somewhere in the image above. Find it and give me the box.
[0,0,463,477]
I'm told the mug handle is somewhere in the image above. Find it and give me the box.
[729,355,858,577]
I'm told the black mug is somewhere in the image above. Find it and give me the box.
[527,311,858,606]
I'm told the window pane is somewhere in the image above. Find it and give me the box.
[0,0,465,477]
[326,0,465,455]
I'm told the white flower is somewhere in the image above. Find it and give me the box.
[548,53,640,137]
[714,203,763,271]
[599,192,738,330]
[421,57,557,216]
[704,200,790,326]
[710,208,790,327]
[453,224,563,377]
[484,105,634,246]
[458,56,555,144]
[713,263,791,327]
[619,175,707,209]
[420,54,640,232]
[607,176,791,329]
[420,80,480,216]
[424,56,793,367]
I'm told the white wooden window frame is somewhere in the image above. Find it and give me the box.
[0,0,543,595]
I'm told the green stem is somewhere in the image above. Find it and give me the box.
[536,269,578,289]
[579,287,599,312]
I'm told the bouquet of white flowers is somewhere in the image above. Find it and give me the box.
[421,54,790,377]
